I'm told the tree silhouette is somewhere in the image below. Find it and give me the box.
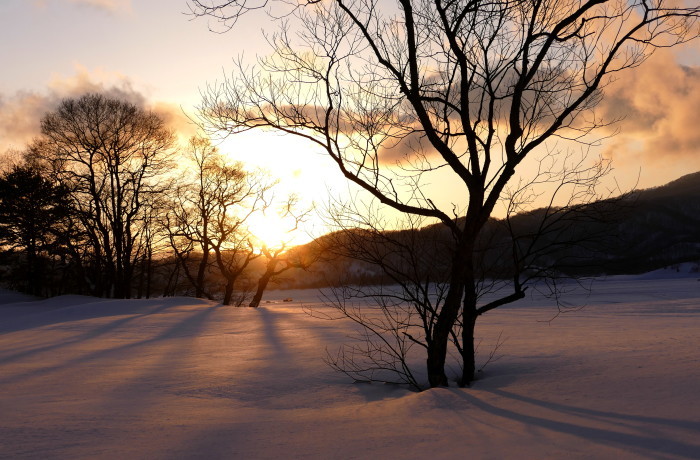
[165,136,276,305]
[164,137,229,299]
[192,0,700,386]
[248,244,315,308]
[30,94,175,298]
[0,163,71,296]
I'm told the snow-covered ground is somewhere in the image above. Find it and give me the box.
[1,270,699,459]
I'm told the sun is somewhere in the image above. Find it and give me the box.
[214,131,348,249]
[247,212,311,250]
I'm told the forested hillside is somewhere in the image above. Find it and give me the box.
[278,172,700,288]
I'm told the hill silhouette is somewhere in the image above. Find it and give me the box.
[279,171,700,288]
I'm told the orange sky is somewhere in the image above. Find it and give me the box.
[1,1,699,240]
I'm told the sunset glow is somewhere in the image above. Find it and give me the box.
[0,1,699,236]
[215,131,348,241]
[247,211,309,250]
[1,2,700,457]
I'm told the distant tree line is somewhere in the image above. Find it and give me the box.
[0,93,312,304]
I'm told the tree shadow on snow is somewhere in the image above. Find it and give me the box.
[454,388,700,458]
[0,300,222,387]
[0,298,217,369]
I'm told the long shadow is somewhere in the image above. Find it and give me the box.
[0,303,172,363]
[258,307,293,359]
[0,299,207,365]
[0,296,212,334]
[0,301,222,386]
[485,388,700,432]
[93,302,228,416]
[454,390,700,458]
[258,305,353,355]
[213,306,356,410]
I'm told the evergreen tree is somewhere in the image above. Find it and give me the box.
[0,164,70,295]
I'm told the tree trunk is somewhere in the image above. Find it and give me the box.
[114,269,131,299]
[460,310,477,386]
[26,237,38,296]
[164,258,181,297]
[123,256,133,299]
[426,336,450,387]
[249,272,273,308]
[425,237,476,388]
[426,282,464,387]
[145,247,152,299]
[222,279,234,306]
[460,244,479,386]
[136,256,145,299]
[195,246,209,298]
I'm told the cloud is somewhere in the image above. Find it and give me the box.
[376,130,437,164]
[71,0,131,11]
[33,0,132,14]
[596,49,700,168]
[0,66,196,154]
[151,102,200,143]
[379,49,700,176]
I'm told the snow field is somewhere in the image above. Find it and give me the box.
[0,275,699,459]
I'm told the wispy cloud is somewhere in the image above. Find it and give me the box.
[32,0,132,14]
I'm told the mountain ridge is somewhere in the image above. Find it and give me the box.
[278,171,700,288]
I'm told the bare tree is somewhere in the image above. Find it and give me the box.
[165,136,275,305]
[134,187,174,299]
[31,94,175,298]
[192,0,700,386]
[247,196,315,307]
[315,207,449,391]
[164,137,229,299]
[210,169,280,305]
[314,158,626,389]
[248,244,316,307]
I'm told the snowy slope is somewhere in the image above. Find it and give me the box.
[1,278,699,459]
